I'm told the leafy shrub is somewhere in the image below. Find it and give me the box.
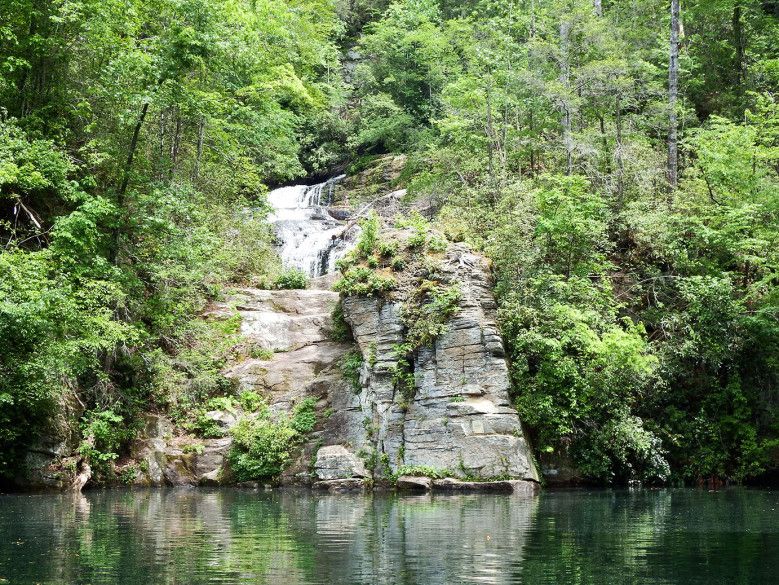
[377,240,400,258]
[182,442,206,455]
[394,465,451,480]
[391,343,416,404]
[238,390,264,412]
[333,266,397,296]
[402,282,462,347]
[189,412,226,439]
[249,346,274,360]
[78,410,128,480]
[328,302,354,342]
[227,398,318,482]
[290,398,318,434]
[356,212,381,258]
[228,415,299,481]
[274,268,309,290]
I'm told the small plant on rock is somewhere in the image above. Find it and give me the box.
[274,268,309,290]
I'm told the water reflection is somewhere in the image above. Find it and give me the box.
[0,488,776,585]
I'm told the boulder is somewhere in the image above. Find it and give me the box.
[396,476,433,492]
[314,445,368,480]
[203,411,237,432]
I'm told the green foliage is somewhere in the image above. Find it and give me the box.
[2,0,778,487]
[329,302,354,342]
[393,465,450,480]
[356,212,382,258]
[228,414,299,482]
[290,398,318,434]
[333,266,397,296]
[182,442,206,455]
[340,350,365,393]
[228,398,317,482]
[274,268,309,290]
[391,343,416,405]
[248,346,275,361]
[402,281,462,348]
[238,390,264,413]
[0,0,342,479]
[78,410,129,480]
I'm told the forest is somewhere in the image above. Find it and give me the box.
[1,0,778,487]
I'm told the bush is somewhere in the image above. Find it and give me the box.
[356,212,381,258]
[328,302,354,342]
[333,266,397,296]
[402,282,462,347]
[228,415,299,481]
[227,398,318,481]
[274,268,309,290]
[290,398,318,434]
[78,410,128,480]
[238,390,264,412]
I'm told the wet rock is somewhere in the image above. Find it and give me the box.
[313,478,366,493]
[432,478,540,495]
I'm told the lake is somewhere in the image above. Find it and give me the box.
[0,488,776,584]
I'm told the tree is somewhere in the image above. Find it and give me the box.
[668,0,681,191]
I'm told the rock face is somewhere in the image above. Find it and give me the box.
[339,243,539,483]
[130,242,540,489]
[72,225,538,491]
[129,414,233,487]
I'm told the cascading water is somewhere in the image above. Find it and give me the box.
[267,175,355,277]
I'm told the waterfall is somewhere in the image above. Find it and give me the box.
[267,175,353,277]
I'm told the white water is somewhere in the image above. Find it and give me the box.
[267,175,354,277]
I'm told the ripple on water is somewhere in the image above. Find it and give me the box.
[0,488,777,585]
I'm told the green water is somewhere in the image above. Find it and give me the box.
[0,488,776,584]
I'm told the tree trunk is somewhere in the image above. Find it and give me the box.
[615,93,625,204]
[193,115,206,181]
[733,2,746,85]
[170,112,182,179]
[111,101,150,263]
[667,0,680,192]
[486,81,495,179]
[71,434,94,492]
[560,18,574,176]
[593,0,603,17]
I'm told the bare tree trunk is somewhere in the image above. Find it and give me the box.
[667,0,680,192]
[615,93,625,204]
[193,115,206,181]
[560,18,574,175]
[593,0,603,17]
[111,101,150,263]
[170,112,182,179]
[486,81,495,179]
[733,2,746,85]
